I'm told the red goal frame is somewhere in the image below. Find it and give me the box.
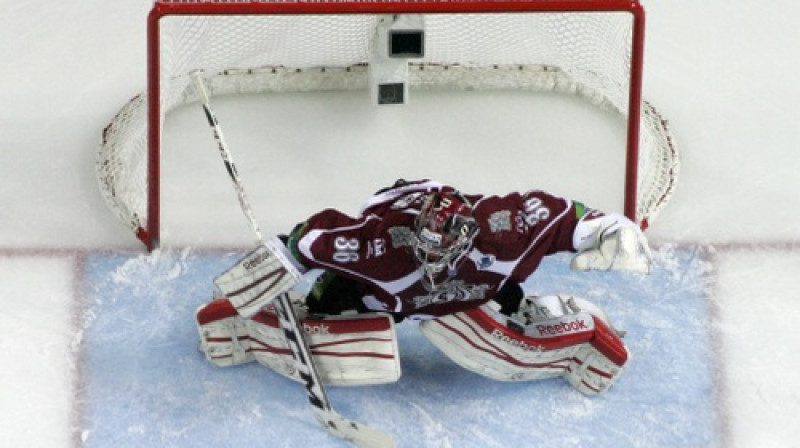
[143,0,646,251]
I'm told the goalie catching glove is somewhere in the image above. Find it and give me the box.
[213,237,305,318]
[571,212,652,274]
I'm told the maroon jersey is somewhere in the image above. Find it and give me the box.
[291,180,586,318]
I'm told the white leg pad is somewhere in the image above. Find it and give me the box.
[247,306,402,386]
[196,298,255,367]
[420,298,629,394]
[197,297,401,386]
[563,336,629,395]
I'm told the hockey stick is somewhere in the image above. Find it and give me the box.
[274,292,395,448]
[189,71,394,448]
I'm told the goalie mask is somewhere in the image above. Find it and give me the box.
[413,192,479,289]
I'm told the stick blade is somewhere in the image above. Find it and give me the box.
[318,410,395,448]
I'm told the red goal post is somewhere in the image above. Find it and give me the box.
[99,0,678,250]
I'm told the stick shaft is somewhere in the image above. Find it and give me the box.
[190,70,264,242]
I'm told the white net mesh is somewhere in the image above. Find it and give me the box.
[98,1,677,247]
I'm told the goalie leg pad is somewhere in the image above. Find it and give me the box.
[563,318,629,395]
[247,305,402,386]
[419,301,595,382]
[196,298,255,367]
[420,297,629,394]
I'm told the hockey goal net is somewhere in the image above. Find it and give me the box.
[99,0,678,250]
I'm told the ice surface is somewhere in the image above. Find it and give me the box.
[2,0,800,447]
[77,248,714,448]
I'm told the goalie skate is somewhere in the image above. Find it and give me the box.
[196,298,401,386]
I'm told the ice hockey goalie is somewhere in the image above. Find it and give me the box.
[195,179,645,394]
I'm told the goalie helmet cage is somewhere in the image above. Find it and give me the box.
[98,0,678,251]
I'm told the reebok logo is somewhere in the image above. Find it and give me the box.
[535,318,589,336]
[490,329,541,352]
[303,323,330,334]
[243,250,271,271]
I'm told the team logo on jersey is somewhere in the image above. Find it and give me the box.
[488,210,512,233]
[411,280,490,308]
[388,226,414,248]
[476,255,495,270]
[390,192,425,210]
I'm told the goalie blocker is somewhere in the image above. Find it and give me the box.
[213,238,305,318]
[419,296,629,395]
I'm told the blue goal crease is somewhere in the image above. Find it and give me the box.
[78,247,717,448]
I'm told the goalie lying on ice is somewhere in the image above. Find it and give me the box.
[195,179,651,394]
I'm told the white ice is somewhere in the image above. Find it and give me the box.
[1,0,800,447]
